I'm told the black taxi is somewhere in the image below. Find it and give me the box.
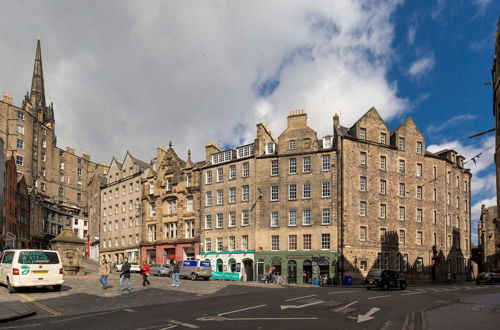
[364,269,407,290]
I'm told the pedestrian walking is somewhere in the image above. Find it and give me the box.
[171,261,180,286]
[141,261,151,286]
[120,257,132,292]
[99,259,110,289]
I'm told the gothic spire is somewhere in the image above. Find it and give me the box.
[30,39,46,109]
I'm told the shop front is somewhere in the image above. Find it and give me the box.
[199,250,255,281]
[141,240,199,265]
[255,251,338,284]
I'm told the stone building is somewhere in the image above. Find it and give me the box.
[99,152,148,263]
[337,107,472,283]
[478,205,499,271]
[0,138,5,247]
[199,111,339,283]
[87,164,109,261]
[0,40,106,247]
[141,144,204,264]
[16,175,30,248]
[5,156,18,248]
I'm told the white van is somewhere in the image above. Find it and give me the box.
[0,249,64,293]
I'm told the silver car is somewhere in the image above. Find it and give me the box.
[150,263,171,277]
[179,260,211,280]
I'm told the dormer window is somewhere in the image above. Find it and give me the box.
[398,137,405,150]
[288,140,297,150]
[380,133,386,145]
[416,141,423,154]
[359,128,366,141]
[266,142,275,155]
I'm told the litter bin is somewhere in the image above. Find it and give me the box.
[344,276,352,286]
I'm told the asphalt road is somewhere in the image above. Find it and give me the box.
[2,283,499,330]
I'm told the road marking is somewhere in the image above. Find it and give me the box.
[328,290,358,294]
[123,308,137,312]
[17,293,61,317]
[51,310,118,323]
[159,326,177,330]
[199,316,318,321]
[0,324,42,329]
[285,294,317,302]
[401,291,424,296]
[217,304,266,316]
[334,301,358,312]
[167,320,199,328]
[281,300,324,310]
[367,295,391,300]
[415,289,426,292]
[357,307,380,323]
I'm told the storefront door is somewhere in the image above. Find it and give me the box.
[288,260,297,284]
[303,259,312,284]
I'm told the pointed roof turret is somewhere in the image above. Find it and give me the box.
[30,39,46,110]
[184,149,195,169]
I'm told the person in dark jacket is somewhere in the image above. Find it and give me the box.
[171,261,180,287]
[120,257,132,292]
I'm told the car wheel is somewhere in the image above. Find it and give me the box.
[400,282,407,290]
[7,278,16,294]
[158,271,162,277]
[53,285,62,292]
[366,287,371,290]
[190,273,197,281]
[204,277,210,281]
[383,283,389,291]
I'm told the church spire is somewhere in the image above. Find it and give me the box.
[30,39,46,109]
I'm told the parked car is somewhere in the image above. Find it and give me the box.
[116,262,140,273]
[476,270,500,285]
[0,249,64,293]
[364,269,407,290]
[150,263,171,277]
[179,260,211,280]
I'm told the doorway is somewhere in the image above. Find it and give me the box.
[288,260,297,284]
[243,259,254,281]
[303,259,312,284]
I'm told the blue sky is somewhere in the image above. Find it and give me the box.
[0,1,498,241]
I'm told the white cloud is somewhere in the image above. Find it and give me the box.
[431,0,447,20]
[407,25,416,45]
[426,114,476,134]
[471,196,496,224]
[408,55,435,77]
[0,0,408,163]
[472,0,492,18]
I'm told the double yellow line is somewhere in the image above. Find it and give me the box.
[17,293,61,317]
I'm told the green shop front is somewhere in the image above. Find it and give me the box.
[199,250,255,281]
[255,251,338,284]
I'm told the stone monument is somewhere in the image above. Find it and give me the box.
[50,222,86,275]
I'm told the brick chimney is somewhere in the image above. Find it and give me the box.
[287,110,307,129]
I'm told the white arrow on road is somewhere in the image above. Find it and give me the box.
[280,300,324,310]
[357,307,380,323]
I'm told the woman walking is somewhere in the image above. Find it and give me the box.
[141,261,151,286]
[99,259,110,289]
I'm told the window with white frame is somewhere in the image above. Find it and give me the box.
[380,156,386,170]
[42,139,46,148]
[416,231,423,245]
[417,208,422,222]
[380,204,386,218]
[359,201,367,216]
[59,174,65,183]
[59,187,64,196]
[16,124,24,135]
[399,230,406,244]
[165,223,177,238]
[270,212,279,227]
[399,159,405,173]
[271,186,279,201]
[266,142,275,154]
[168,200,176,215]
[380,228,386,242]
[321,234,330,250]
[242,235,249,250]
[217,189,224,205]
[288,235,297,250]
[398,137,405,150]
[205,171,212,184]
[359,128,366,140]
[447,214,451,226]
[185,220,195,238]
[322,208,331,225]
[229,187,236,203]
[16,139,24,149]
[148,224,156,241]
[416,163,422,177]
[399,206,405,220]
[229,165,236,179]
[399,183,406,197]
[187,197,194,212]
[17,111,24,120]
[359,152,367,166]
[60,161,64,170]
[289,158,297,174]
[360,226,367,241]
[380,132,386,145]
[447,193,451,205]
[380,180,386,194]
[271,235,279,251]
[216,213,224,228]
[303,210,311,225]
[217,238,223,251]
[322,181,331,197]
[205,192,212,206]
[228,236,235,251]
[150,204,156,216]
[417,186,423,200]
[303,183,311,198]
[242,162,249,177]
[416,257,423,272]
[205,215,212,229]
[303,234,311,250]
[288,184,297,200]
[205,238,212,252]
[241,210,249,226]
[303,157,311,173]
[322,155,330,171]
[271,160,279,176]
[229,212,236,227]
[77,168,82,176]
[288,140,296,150]
[416,141,423,154]
[217,168,224,182]
[242,185,249,201]
[360,176,367,191]
[288,210,297,226]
